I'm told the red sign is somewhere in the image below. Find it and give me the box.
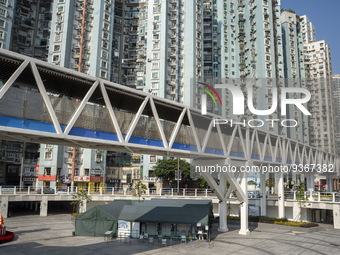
[90,177,104,182]
[35,165,40,172]
[74,176,90,182]
[38,175,57,181]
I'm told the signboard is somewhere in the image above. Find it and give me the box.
[23,178,36,182]
[118,220,131,238]
[62,178,72,184]
[35,164,40,172]
[38,175,57,181]
[74,176,90,182]
[90,170,102,175]
[143,177,162,182]
[90,177,104,182]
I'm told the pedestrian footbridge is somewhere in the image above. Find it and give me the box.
[0,49,339,234]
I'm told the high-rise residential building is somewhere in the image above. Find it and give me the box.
[304,39,335,154]
[280,10,309,143]
[300,15,316,44]
[332,74,340,155]
[0,0,52,187]
[214,0,285,135]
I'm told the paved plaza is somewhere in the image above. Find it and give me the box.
[1,214,340,255]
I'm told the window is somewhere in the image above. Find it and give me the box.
[102,50,108,59]
[52,54,60,62]
[154,15,160,21]
[153,53,159,59]
[152,72,159,79]
[101,60,107,69]
[58,0,65,2]
[153,34,159,40]
[102,40,108,49]
[56,25,62,31]
[53,44,61,52]
[100,70,107,79]
[0,7,5,16]
[149,155,156,163]
[57,6,64,13]
[44,151,52,160]
[57,15,63,22]
[152,62,159,69]
[0,19,5,28]
[0,42,2,48]
[44,168,51,175]
[0,0,6,5]
[0,30,3,39]
[151,82,159,89]
[102,31,109,40]
[54,34,62,42]
[104,13,110,21]
[103,22,110,30]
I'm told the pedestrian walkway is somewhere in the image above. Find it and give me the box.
[1,214,340,255]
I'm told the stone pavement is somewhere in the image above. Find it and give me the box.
[1,214,340,255]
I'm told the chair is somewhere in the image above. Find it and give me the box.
[181,235,187,244]
[161,238,167,247]
[148,237,154,245]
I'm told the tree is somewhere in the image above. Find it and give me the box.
[295,183,307,222]
[265,179,275,194]
[70,190,92,214]
[248,180,257,189]
[152,159,191,187]
[134,180,147,202]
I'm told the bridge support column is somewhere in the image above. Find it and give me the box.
[333,204,340,229]
[218,173,228,232]
[239,169,250,235]
[260,173,267,216]
[79,199,87,213]
[278,172,285,219]
[40,196,48,217]
[326,177,333,192]
[0,196,8,218]
[293,202,301,222]
[306,174,315,191]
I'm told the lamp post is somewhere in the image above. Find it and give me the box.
[177,158,180,193]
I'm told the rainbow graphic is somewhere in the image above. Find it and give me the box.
[197,82,222,114]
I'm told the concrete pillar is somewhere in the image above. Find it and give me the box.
[293,202,301,222]
[35,202,39,212]
[333,204,340,229]
[260,173,267,216]
[40,196,48,217]
[306,174,315,191]
[79,199,87,213]
[0,197,9,218]
[30,201,33,210]
[278,172,285,219]
[326,177,333,192]
[239,170,250,235]
[218,200,228,232]
[218,173,228,232]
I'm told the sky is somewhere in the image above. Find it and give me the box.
[281,0,340,74]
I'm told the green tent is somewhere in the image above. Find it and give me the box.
[119,199,212,225]
[75,201,127,237]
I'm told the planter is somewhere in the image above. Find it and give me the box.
[0,231,15,244]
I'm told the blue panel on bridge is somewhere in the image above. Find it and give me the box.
[69,127,119,141]
[128,136,164,147]
[0,115,56,133]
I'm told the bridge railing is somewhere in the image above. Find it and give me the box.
[0,186,216,198]
[284,191,340,202]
